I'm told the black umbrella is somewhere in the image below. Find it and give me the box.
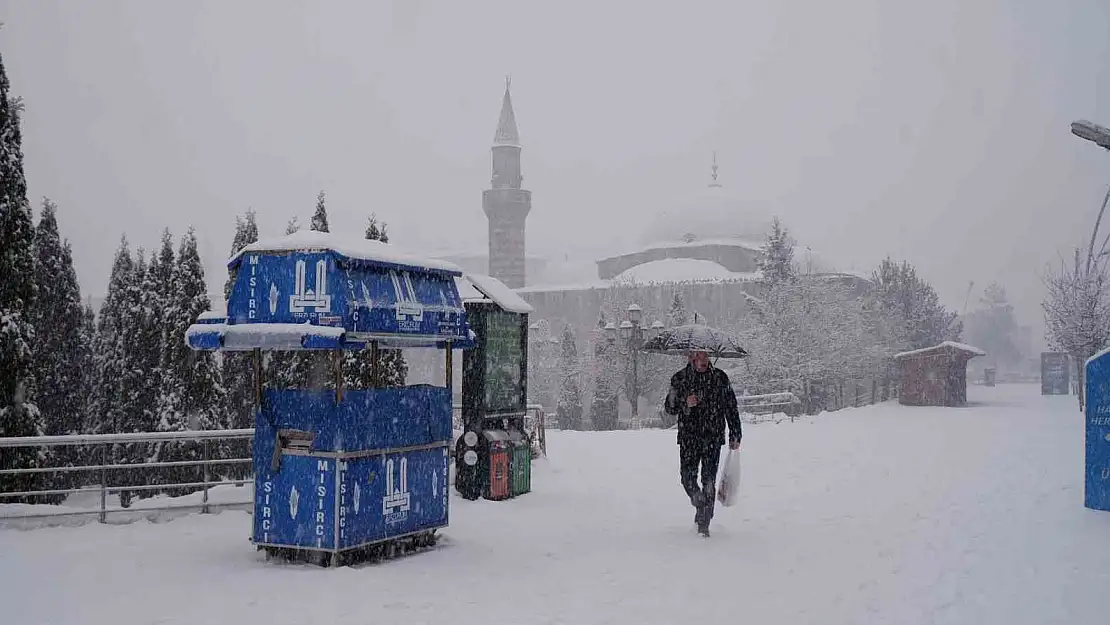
[640,323,748,359]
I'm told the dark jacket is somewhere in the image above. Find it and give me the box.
[664,364,742,447]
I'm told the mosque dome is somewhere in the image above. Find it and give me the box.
[638,186,774,249]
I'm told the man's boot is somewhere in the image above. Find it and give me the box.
[697,487,713,536]
[691,491,704,527]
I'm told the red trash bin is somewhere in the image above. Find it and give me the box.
[482,430,511,501]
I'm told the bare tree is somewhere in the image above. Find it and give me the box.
[1042,185,1110,410]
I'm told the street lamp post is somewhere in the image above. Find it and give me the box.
[1071,120,1110,151]
[1071,119,1110,272]
[605,304,663,425]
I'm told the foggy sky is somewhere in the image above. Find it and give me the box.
[3,0,1110,341]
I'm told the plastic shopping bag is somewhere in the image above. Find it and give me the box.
[717,449,741,507]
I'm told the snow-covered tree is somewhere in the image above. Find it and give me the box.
[28,199,92,498]
[344,214,407,389]
[364,213,389,243]
[79,302,96,423]
[965,282,1021,369]
[871,257,961,351]
[556,325,584,430]
[757,217,796,286]
[1043,247,1110,410]
[154,229,223,492]
[589,315,619,430]
[667,292,688,327]
[0,50,42,498]
[31,198,90,440]
[736,277,891,413]
[526,319,560,409]
[285,216,301,235]
[107,248,162,504]
[126,249,161,434]
[88,237,134,437]
[224,208,258,300]
[311,190,329,233]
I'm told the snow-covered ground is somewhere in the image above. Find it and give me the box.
[2,384,1108,625]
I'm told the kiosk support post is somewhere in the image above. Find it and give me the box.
[333,350,344,403]
[446,341,453,389]
[253,349,263,407]
[371,342,381,388]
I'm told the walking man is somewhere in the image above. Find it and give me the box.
[664,349,742,536]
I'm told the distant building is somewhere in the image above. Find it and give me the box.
[894,342,986,407]
[513,155,870,337]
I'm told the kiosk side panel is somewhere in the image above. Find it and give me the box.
[229,252,348,327]
[339,446,450,549]
[254,456,338,551]
[260,388,453,452]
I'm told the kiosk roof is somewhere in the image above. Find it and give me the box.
[229,230,463,276]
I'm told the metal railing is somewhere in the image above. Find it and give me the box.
[1,404,548,525]
[0,429,254,523]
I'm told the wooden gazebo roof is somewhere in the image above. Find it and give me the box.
[893,341,987,361]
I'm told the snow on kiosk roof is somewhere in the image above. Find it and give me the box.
[894,341,986,361]
[229,230,464,276]
[187,231,473,351]
[456,273,534,314]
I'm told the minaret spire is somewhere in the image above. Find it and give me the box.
[709,151,722,188]
[493,76,520,147]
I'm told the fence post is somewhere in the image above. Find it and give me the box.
[539,409,547,457]
[99,445,107,524]
[202,439,210,514]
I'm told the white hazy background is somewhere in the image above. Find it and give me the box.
[3,0,1110,342]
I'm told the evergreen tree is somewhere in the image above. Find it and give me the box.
[118,249,152,435]
[286,216,301,235]
[0,50,42,498]
[966,282,1021,369]
[84,238,136,500]
[365,213,389,243]
[871,257,961,350]
[79,303,96,429]
[757,217,796,286]
[152,229,175,309]
[311,191,330,233]
[88,237,134,437]
[112,248,158,505]
[150,229,177,442]
[589,316,619,430]
[31,198,89,439]
[224,208,259,300]
[556,325,583,430]
[667,292,688,327]
[134,251,167,435]
[344,214,407,388]
[154,229,223,493]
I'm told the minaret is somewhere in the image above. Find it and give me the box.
[483,77,531,288]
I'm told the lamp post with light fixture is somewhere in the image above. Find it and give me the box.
[1070,120,1110,273]
[602,304,664,424]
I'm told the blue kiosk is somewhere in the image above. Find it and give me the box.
[186,231,473,564]
[1083,350,1110,511]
